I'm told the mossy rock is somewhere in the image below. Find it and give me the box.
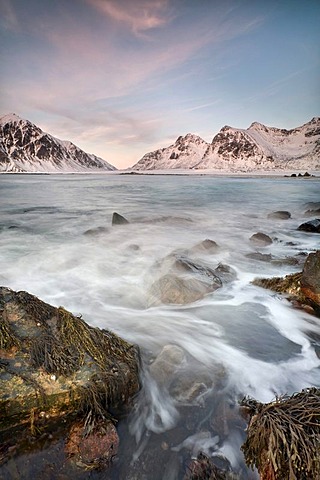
[0,287,140,434]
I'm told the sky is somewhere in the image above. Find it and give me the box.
[0,0,319,169]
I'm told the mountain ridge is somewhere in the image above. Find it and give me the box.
[132,117,320,172]
[0,113,116,173]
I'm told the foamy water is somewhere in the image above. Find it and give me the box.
[0,174,319,479]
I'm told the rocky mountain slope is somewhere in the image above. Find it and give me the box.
[132,118,320,172]
[0,113,116,173]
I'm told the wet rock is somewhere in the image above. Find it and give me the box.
[149,253,224,305]
[252,272,304,300]
[304,208,320,217]
[83,226,109,236]
[249,232,273,246]
[169,366,223,405]
[0,287,140,435]
[246,252,273,263]
[112,212,129,225]
[65,418,119,470]
[301,250,320,313]
[149,273,221,305]
[267,210,291,220]
[213,263,237,283]
[149,344,185,387]
[190,239,220,254]
[271,256,300,266]
[184,452,228,480]
[297,218,320,233]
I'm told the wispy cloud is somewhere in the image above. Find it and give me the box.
[86,0,172,36]
[0,0,19,31]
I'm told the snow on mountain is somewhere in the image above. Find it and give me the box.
[132,133,208,170]
[0,113,116,173]
[132,118,320,172]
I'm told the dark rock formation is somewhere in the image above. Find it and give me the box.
[0,287,140,437]
[249,232,273,246]
[112,212,129,225]
[252,250,320,316]
[298,219,320,233]
[301,250,320,314]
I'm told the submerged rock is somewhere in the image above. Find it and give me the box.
[149,253,226,305]
[246,252,273,263]
[65,417,119,470]
[150,273,221,305]
[298,218,320,233]
[249,232,273,246]
[0,287,140,437]
[112,212,129,225]
[184,452,228,480]
[149,344,185,388]
[190,239,220,254]
[267,210,291,220]
[84,226,109,236]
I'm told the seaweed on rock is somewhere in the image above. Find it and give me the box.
[240,388,320,479]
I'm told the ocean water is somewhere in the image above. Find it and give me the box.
[0,173,320,479]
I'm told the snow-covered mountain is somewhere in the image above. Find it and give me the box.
[0,113,116,173]
[132,133,208,170]
[132,118,320,172]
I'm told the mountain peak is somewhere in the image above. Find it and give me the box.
[0,113,25,125]
[0,114,116,173]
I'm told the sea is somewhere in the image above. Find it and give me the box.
[0,173,319,479]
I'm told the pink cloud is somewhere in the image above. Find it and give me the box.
[0,0,19,31]
[86,0,172,35]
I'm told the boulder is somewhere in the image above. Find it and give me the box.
[301,250,320,313]
[112,212,129,225]
[298,219,320,233]
[249,232,273,246]
[149,344,185,388]
[149,273,221,305]
[267,211,291,220]
[0,287,140,435]
[246,252,273,263]
[190,239,220,254]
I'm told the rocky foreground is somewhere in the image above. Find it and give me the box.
[1,211,320,478]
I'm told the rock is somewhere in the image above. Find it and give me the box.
[301,250,320,313]
[184,452,228,480]
[84,226,109,236]
[65,418,119,470]
[267,210,291,220]
[112,212,129,225]
[0,287,140,435]
[190,239,220,253]
[213,263,237,283]
[149,253,224,305]
[304,208,320,217]
[298,219,320,233]
[246,252,273,262]
[149,273,221,305]
[149,344,185,388]
[249,232,273,246]
[252,272,304,299]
